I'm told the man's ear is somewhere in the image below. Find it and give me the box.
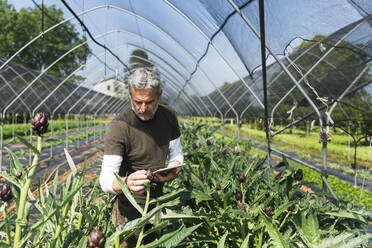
[158,90,163,101]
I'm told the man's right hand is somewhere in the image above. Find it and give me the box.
[127,170,150,195]
[112,170,150,195]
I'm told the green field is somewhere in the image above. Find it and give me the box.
[2,118,110,144]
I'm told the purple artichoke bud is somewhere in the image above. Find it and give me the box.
[294,169,303,181]
[0,184,12,202]
[87,229,106,248]
[237,202,246,212]
[192,143,198,150]
[220,149,226,155]
[186,153,192,160]
[238,172,246,183]
[264,207,272,218]
[287,205,295,212]
[235,189,242,201]
[16,172,22,179]
[198,173,204,182]
[146,169,154,181]
[206,140,212,146]
[275,172,281,180]
[216,183,221,191]
[31,112,49,136]
[284,188,289,197]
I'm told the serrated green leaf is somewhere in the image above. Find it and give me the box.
[64,148,77,176]
[114,174,143,215]
[217,231,228,248]
[149,188,187,204]
[241,233,251,248]
[62,230,81,248]
[0,171,21,189]
[325,211,367,223]
[5,147,22,175]
[17,135,39,156]
[262,213,289,248]
[191,191,213,201]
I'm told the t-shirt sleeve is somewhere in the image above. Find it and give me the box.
[104,120,128,156]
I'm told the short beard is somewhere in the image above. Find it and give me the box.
[131,101,159,121]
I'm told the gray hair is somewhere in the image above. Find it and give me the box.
[128,67,161,93]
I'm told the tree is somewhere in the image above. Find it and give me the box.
[129,49,152,69]
[0,1,90,83]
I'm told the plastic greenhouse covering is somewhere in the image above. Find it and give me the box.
[1,0,372,247]
[0,0,372,197]
[0,0,370,123]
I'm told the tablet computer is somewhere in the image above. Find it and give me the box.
[153,164,184,175]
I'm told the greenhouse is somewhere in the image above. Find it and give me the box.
[0,0,371,247]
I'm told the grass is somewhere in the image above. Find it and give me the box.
[2,118,110,144]
[221,124,371,170]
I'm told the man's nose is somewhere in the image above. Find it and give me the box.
[139,102,147,112]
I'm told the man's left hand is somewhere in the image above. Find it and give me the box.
[153,161,182,183]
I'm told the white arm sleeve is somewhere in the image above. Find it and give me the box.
[99,155,122,194]
[168,137,184,164]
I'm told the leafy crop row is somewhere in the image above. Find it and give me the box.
[0,121,370,247]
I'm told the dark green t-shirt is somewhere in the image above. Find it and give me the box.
[104,104,180,205]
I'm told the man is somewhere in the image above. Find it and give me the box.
[99,67,183,246]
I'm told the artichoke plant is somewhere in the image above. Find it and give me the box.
[31,112,49,136]
[0,184,12,202]
[87,230,106,248]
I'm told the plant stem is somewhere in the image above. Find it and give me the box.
[52,202,70,244]
[258,227,263,248]
[278,211,290,231]
[76,213,83,230]
[115,235,120,248]
[2,203,11,245]
[136,185,151,248]
[13,136,42,248]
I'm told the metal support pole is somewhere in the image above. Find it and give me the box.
[0,115,3,170]
[348,122,351,161]
[12,112,15,139]
[29,114,32,166]
[65,114,69,150]
[86,114,89,144]
[221,116,225,138]
[77,114,80,149]
[258,0,272,163]
[322,134,328,192]
[236,116,241,143]
[93,114,96,142]
[50,115,54,158]
[24,113,27,137]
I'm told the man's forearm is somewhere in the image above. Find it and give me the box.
[112,176,127,194]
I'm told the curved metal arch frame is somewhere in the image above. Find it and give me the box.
[1,4,222,118]
[35,44,135,116]
[2,29,120,118]
[269,19,370,130]
[126,46,209,116]
[111,29,220,117]
[163,0,265,109]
